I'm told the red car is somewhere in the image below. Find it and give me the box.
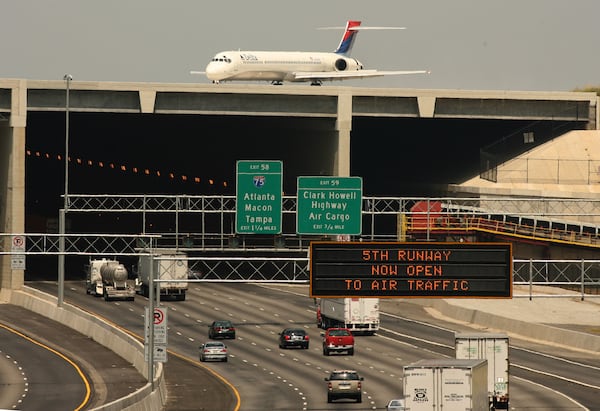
[322,327,354,356]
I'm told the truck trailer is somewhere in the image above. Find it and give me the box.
[455,332,510,409]
[403,359,488,411]
[317,298,379,334]
[136,251,188,301]
[85,258,135,301]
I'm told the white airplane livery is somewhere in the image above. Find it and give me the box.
[193,20,429,85]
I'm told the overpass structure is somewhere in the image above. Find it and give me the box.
[1,78,599,291]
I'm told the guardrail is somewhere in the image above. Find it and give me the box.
[406,215,600,248]
[2,233,600,298]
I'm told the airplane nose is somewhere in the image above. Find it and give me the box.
[205,62,221,81]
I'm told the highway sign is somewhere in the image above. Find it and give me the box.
[236,160,282,234]
[145,307,168,345]
[10,235,26,270]
[297,176,362,235]
[11,235,25,252]
[310,242,512,298]
[145,307,168,363]
[11,255,26,270]
[150,345,168,363]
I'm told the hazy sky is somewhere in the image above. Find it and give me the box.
[2,0,598,91]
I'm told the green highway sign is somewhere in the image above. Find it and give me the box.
[236,160,282,234]
[297,176,362,235]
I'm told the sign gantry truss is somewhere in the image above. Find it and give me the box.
[3,195,600,287]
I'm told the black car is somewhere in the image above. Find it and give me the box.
[278,328,310,349]
[208,320,236,339]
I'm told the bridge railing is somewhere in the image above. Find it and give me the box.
[2,233,600,298]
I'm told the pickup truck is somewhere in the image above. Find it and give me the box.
[322,327,354,356]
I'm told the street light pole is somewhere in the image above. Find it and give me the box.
[63,74,72,212]
[58,74,72,307]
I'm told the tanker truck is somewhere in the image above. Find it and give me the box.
[85,258,136,301]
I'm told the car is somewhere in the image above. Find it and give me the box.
[387,399,406,410]
[199,341,228,362]
[278,328,310,349]
[324,369,363,403]
[322,327,354,356]
[208,320,236,339]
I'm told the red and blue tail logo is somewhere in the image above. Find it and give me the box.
[334,20,361,55]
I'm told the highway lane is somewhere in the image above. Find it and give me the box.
[0,320,90,411]
[32,280,600,410]
[0,327,27,410]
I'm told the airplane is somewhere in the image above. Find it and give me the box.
[191,20,429,86]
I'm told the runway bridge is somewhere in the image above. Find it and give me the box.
[0,79,598,289]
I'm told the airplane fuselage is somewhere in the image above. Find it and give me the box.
[206,51,364,82]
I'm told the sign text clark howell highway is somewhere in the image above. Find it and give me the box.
[310,242,512,298]
[296,176,362,235]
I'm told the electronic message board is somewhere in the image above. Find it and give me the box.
[310,242,512,298]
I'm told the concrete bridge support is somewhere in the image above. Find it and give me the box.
[335,92,352,177]
[1,80,26,290]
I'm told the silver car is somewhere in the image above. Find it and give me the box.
[199,341,228,362]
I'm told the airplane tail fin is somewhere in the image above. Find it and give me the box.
[320,20,407,56]
[334,20,361,55]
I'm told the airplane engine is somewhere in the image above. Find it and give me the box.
[334,58,362,71]
[335,58,348,71]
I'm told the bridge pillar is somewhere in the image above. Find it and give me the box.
[0,81,26,291]
[334,92,352,177]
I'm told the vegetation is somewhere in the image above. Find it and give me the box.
[572,86,600,96]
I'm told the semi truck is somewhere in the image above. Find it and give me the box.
[455,332,510,409]
[85,258,135,301]
[403,359,488,411]
[317,298,379,334]
[135,251,188,301]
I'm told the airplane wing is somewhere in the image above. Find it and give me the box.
[292,69,430,81]
[190,70,205,75]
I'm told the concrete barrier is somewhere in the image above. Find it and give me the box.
[409,298,600,353]
[2,287,166,411]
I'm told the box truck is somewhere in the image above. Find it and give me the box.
[317,298,379,334]
[455,332,509,409]
[403,359,488,411]
[136,251,188,301]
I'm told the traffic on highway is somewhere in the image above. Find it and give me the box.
[24,280,600,410]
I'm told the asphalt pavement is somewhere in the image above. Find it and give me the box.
[0,304,146,409]
[397,284,600,353]
[0,303,238,411]
[2,284,599,410]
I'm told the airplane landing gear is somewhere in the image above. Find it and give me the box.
[310,80,323,86]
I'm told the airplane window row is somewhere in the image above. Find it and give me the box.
[212,57,232,63]
[260,60,321,65]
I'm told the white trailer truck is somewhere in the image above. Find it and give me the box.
[403,359,488,411]
[85,258,135,301]
[317,298,379,334]
[136,251,188,301]
[455,332,510,409]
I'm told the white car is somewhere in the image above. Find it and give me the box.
[387,399,405,410]
[199,341,228,362]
